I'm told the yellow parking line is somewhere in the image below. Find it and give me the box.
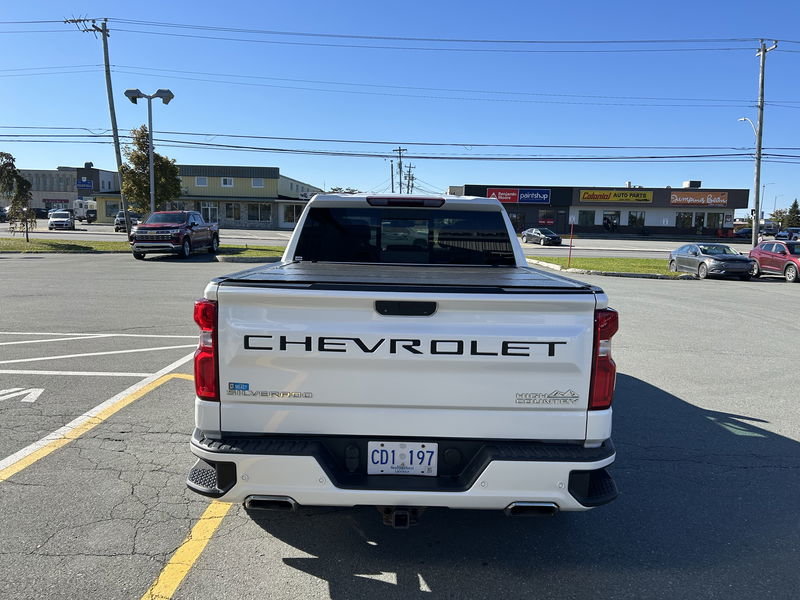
[0,372,193,482]
[141,501,233,600]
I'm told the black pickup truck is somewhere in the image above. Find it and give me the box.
[129,210,219,260]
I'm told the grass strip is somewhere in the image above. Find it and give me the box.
[529,255,680,276]
[0,237,283,257]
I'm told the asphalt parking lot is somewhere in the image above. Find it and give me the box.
[0,253,798,599]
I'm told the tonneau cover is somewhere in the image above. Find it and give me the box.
[216,262,596,292]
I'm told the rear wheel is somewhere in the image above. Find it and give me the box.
[132,251,145,260]
[750,261,761,278]
[521,236,528,244]
[180,238,191,259]
[669,260,677,272]
[208,235,219,254]
[785,264,798,283]
[698,263,708,279]
[540,238,546,246]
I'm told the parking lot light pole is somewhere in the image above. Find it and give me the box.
[123,89,175,215]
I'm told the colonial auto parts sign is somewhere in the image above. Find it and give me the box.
[579,190,653,203]
[670,191,728,207]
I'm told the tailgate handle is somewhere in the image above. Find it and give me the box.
[375,301,437,317]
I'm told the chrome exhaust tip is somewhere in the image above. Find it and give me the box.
[504,502,559,517]
[244,495,298,511]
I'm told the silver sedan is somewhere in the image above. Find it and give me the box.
[668,243,754,280]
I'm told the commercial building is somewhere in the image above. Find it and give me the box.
[448,182,749,236]
[18,163,119,215]
[86,164,322,229]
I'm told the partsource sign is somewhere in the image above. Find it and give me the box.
[580,190,653,203]
[670,191,728,207]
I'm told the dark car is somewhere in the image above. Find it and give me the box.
[521,227,561,246]
[748,241,800,282]
[775,227,800,241]
[668,243,754,280]
[733,228,753,239]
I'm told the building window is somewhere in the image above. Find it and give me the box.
[252,178,264,188]
[282,204,304,225]
[221,177,234,188]
[676,212,693,229]
[538,209,554,225]
[195,176,208,187]
[628,211,645,228]
[105,202,119,217]
[707,213,723,229]
[694,213,705,230]
[201,201,218,223]
[248,203,271,222]
[578,210,595,226]
[225,203,241,220]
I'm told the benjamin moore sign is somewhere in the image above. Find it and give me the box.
[670,191,728,207]
[580,190,653,203]
[487,188,551,204]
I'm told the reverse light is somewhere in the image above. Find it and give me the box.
[589,308,618,411]
[193,299,219,401]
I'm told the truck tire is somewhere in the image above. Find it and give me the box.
[132,251,145,260]
[180,238,191,259]
[208,235,219,254]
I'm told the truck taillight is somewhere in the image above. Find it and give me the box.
[589,308,618,411]
[193,299,219,402]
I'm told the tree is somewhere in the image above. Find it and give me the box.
[770,208,788,229]
[787,199,800,227]
[328,187,361,194]
[119,125,181,214]
[0,152,36,240]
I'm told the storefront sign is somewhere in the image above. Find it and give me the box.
[670,191,728,207]
[76,179,93,190]
[579,190,653,203]
[519,188,551,204]
[486,188,519,203]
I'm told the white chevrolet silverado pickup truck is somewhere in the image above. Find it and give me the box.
[187,193,618,527]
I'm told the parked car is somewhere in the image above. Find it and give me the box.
[733,228,753,239]
[114,211,141,232]
[521,227,562,246]
[774,227,800,241]
[129,210,219,260]
[748,241,800,282]
[47,210,75,231]
[668,243,754,280]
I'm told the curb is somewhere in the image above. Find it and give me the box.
[526,259,694,280]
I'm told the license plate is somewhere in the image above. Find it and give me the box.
[367,441,438,476]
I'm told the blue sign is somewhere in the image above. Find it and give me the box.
[76,179,93,190]
[519,188,551,204]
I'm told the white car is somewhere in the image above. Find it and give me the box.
[48,211,75,231]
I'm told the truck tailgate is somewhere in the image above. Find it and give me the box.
[215,274,598,441]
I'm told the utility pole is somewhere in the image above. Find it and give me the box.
[394,147,406,194]
[66,18,133,233]
[405,164,415,194]
[751,39,778,248]
[390,160,394,193]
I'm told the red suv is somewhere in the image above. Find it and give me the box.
[749,241,800,282]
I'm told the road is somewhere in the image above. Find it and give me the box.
[0,254,797,599]
[0,220,756,259]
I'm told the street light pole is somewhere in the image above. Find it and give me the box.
[147,96,156,215]
[124,88,174,215]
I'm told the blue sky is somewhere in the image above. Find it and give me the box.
[2,0,799,215]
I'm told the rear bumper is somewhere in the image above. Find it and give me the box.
[187,430,617,511]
